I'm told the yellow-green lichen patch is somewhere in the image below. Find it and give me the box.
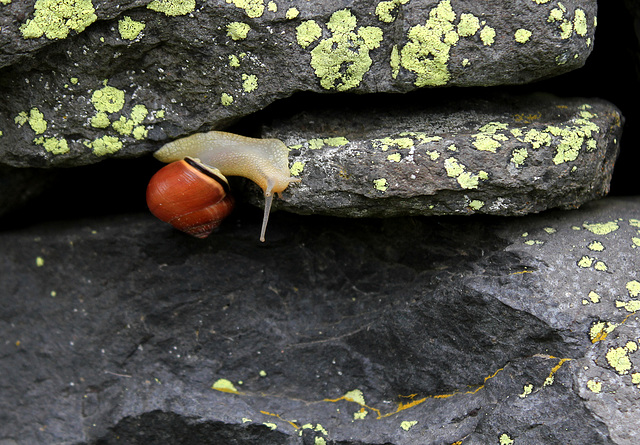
[373,136,414,151]
[118,16,145,40]
[633,373,640,387]
[241,74,258,92]
[308,137,349,150]
[629,219,640,228]
[400,0,471,87]
[285,7,299,19]
[573,9,587,36]
[85,135,123,156]
[373,178,388,192]
[147,0,195,16]
[290,161,305,176]
[499,433,515,445]
[34,136,70,155]
[444,157,488,189]
[518,383,533,398]
[36,256,44,267]
[616,299,640,313]
[21,0,97,40]
[548,4,589,40]
[91,83,125,114]
[469,200,484,210]
[472,122,509,152]
[296,20,322,49]
[1,0,12,4]
[226,0,264,18]
[212,378,239,393]
[227,22,250,40]
[577,255,594,268]
[457,13,480,37]
[589,321,618,343]
[583,221,619,235]
[90,111,110,129]
[587,379,602,393]
[400,420,418,431]
[304,9,383,91]
[588,291,601,304]
[267,1,276,12]
[625,280,640,298]
[221,93,234,106]
[514,28,532,43]
[510,147,528,166]
[479,25,496,45]
[353,408,368,420]
[375,0,409,23]
[112,104,149,139]
[606,344,635,375]
[15,108,47,134]
[315,438,326,445]
[587,241,604,252]
[387,153,401,162]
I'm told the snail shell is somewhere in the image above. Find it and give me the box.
[146,157,234,239]
[152,131,300,242]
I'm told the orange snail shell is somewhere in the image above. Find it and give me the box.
[146,158,234,238]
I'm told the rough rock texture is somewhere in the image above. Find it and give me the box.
[0,0,597,167]
[257,93,622,217]
[1,197,638,445]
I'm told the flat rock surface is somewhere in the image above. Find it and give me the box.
[1,197,638,444]
[0,0,596,167]
[258,93,622,217]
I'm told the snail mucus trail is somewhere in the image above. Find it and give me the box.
[147,131,300,242]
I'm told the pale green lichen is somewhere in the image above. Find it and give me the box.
[444,157,487,189]
[226,0,264,18]
[91,84,125,113]
[34,136,69,154]
[147,0,195,16]
[70,77,79,84]
[308,137,349,149]
[212,378,239,393]
[390,45,400,79]
[227,22,250,40]
[375,0,408,23]
[583,221,619,235]
[573,9,587,36]
[21,0,97,39]
[480,25,496,45]
[387,153,401,162]
[285,7,299,19]
[374,136,413,151]
[400,0,462,86]
[242,74,258,92]
[229,54,241,67]
[587,380,602,393]
[510,147,529,166]
[514,28,532,43]
[606,346,633,375]
[577,256,594,268]
[469,200,484,210]
[499,434,515,445]
[587,241,604,251]
[472,122,509,152]
[296,20,322,49]
[373,178,388,191]
[267,1,276,12]
[87,135,123,156]
[290,161,305,176]
[221,93,234,105]
[306,9,383,91]
[16,108,47,134]
[519,384,533,398]
[90,112,111,128]
[627,280,640,298]
[118,16,145,40]
[457,13,480,37]
[400,420,418,431]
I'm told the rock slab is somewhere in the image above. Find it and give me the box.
[1,197,639,444]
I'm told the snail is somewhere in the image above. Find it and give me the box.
[146,131,300,242]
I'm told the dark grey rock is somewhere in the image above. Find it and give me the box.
[1,197,638,444]
[0,0,597,167]
[256,93,622,217]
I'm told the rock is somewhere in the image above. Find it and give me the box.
[254,93,622,217]
[0,164,58,217]
[1,197,638,444]
[0,0,597,167]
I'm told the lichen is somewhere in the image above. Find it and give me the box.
[221,93,234,105]
[375,0,408,23]
[444,157,487,189]
[20,0,97,40]
[290,161,305,176]
[400,420,418,431]
[91,83,125,114]
[583,221,619,235]
[227,22,250,40]
[86,135,123,156]
[285,7,299,19]
[211,378,239,393]
[118,16,145,40]
[305,10,383,91]
[296,20,322,49]
[480,25,496,45]
[226,0,264,18]
[34,136,69,154]
[147,0,195,16]
[514,28,532,43]
[242,74,258,92]
[510,147,528,166]
[472,122,509,152]
[373,178,388,191]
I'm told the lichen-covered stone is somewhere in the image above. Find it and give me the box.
[0,0,597,167]
[258,93,622,217]
[2,197,638,444]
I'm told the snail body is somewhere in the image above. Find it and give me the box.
[148,131,300,241]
